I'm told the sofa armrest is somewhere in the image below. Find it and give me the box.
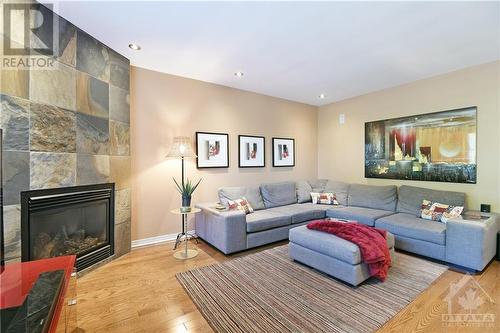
[445,213,498,271]
[195,203,247,254]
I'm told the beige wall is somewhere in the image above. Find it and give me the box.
[318,61,500,212]
[131,67,318,240]
[132,61,499,241]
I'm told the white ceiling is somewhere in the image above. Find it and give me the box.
[47,1,500,106]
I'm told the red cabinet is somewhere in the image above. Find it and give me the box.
[1,256,77,333]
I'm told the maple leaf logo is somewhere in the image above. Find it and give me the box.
[458,288,484,312]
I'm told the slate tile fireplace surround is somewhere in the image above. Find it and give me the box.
[21,184,115,272]
[1,1,131,267]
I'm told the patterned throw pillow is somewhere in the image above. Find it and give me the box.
[420,200,441,221]
[419,199,464,223]
[310,192,339,205]
[227,197,254,214]
[441,205,464,223]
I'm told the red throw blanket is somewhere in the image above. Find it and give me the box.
[307,220,391,281]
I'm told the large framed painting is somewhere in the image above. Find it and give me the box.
[239,135,265,168]
[196,132,229,168]
[365,107,477,184]
[272,137,295,167]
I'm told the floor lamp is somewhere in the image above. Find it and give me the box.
[166,136,199,259]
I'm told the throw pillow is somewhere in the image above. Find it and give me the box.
[419,199,464,223]
[310,192,339,205]
[420,200,441,221]
[441,205,464,223]
[227,197,254,214]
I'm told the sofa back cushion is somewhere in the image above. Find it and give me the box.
[348,184,397,211]
[296,179,329,203]
[397,185,466,215]
[323,180,349,206]
[261,181,297,208]
[296,180,313,203]
[308,179,328,192]
[218,186,265,210]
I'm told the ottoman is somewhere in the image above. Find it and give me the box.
[289,225,395,286]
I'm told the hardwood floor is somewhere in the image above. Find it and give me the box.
[76,240,499,333]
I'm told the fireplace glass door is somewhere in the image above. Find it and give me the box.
[30,200,109,260]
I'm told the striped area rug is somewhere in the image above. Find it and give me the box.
[177,245,447,333]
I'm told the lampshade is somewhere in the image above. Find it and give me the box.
[166,136,197,158]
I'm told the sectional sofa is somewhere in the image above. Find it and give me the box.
[195,180,499,271]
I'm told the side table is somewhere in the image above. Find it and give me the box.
[170,207,201,259]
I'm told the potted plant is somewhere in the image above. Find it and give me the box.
[173,177,202,212]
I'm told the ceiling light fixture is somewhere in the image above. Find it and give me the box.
[234,71,244,77]
[319,94,326,99]
[128,43,141,51]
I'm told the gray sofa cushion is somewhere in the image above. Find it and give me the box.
[397,185,466,215]
[348,184,397,211]
[297,179,346,204]
[323,180,349,206]
[375,213,446,245]
[218,186,265,210]
[289,225,395,265]
[260,181,297,208]
[299,202,333,211]
[296,180,313,203]
[246,210,291,233]
[309,179,328,192]
[267,204,327,224]
[326,206,394,226]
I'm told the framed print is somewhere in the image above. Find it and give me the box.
[272,137,295,167]
[239,135,265,168]
[365,106,477,183]
[196,132,229,168]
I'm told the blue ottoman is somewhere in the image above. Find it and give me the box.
[289,225,395,286]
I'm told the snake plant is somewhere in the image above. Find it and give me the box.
[173,177,202,197]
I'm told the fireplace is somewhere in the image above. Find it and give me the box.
[21,183,115,271]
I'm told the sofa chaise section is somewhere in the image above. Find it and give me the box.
[376,213,446,246]
[380,185,465,263]
[373,186,459,263]
[375,185,498,271]
[375,213,446,260]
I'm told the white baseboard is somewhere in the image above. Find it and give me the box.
[131,230,195,248]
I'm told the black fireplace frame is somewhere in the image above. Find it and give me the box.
[21,183,115,271]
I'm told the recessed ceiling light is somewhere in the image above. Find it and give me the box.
[319,94,326,99]
[128,43,141,51]
[234,71,244,77]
